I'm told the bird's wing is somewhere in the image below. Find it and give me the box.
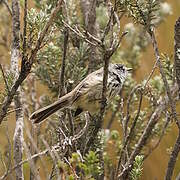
[72,69,103,103]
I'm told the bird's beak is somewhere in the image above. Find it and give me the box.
[127,68,133,72]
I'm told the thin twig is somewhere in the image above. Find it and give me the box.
[6,108,22,114]
[84,7,127,152]
[118,85,178,178]
[143,61,158,89]
[0,0,64,124]
[149,28,180,128]
[101,3,114,43]
[106,97,122,129]
[165,130,180,180]
[1,0,12,16]
[116,87,143,176]
[28,0,63,65]
[73,112,90,141]
[23,142,41,180]
[64,157,79,179]
[0,148,49,180]
[41,137,61,179]
[165,17,180,179]
[0,64,10,93]
[62,20,99,46]
[25,121,49,179]
[49,165,56,180]
[2,126,12,180]
[123,85,142,137]
[144,112,171,160]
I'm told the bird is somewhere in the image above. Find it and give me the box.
[30,63,132,124]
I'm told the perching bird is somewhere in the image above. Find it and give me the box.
[30,64,131,124]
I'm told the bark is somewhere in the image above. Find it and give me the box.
[165,131,180,180]
[174,17,180,98]
[29,76,39,180]
[13,95,24,180]
[164,16,180,180]
[11,0,24,179]
[80,0,99,72]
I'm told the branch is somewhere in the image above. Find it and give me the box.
[11,1,24,179]
[165,17,180,180]
[143,60,158,88]
[116,86,143,176]
[165,131,180,180]
[23,142,41,180]
[174,17,180,99]
[80,0,98,72]
[62,20,100,46]
[59,28,68,97]
[73,112,90,141]
[148,27,180,128]
[24,121,49,179]
[119,85,178,178]
[22,0,27,62]
[123,85,142,137]
[0,64,10,93]
[41,137,61,178]
[106,97,123,129]
[144,112,171,160]
[1,0,12,16]
[0,0,64,124]
[0,148,49,180]
[84,9,127,152]
[85,50,111,151]
[28,0,63,66]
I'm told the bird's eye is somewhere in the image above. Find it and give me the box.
[115,64,123,70]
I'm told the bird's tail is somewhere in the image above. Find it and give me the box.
[30,93,73,124]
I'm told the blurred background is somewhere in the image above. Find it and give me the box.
[0,0,180,179]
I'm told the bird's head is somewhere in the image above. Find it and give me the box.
[111,63,132,81]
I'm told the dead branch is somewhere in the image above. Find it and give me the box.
[0,0,64,124]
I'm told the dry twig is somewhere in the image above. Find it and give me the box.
[165,17,180,180]
[0,0,64,124]
[0,64,10,93]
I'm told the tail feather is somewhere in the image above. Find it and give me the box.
[30,93,72,124]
